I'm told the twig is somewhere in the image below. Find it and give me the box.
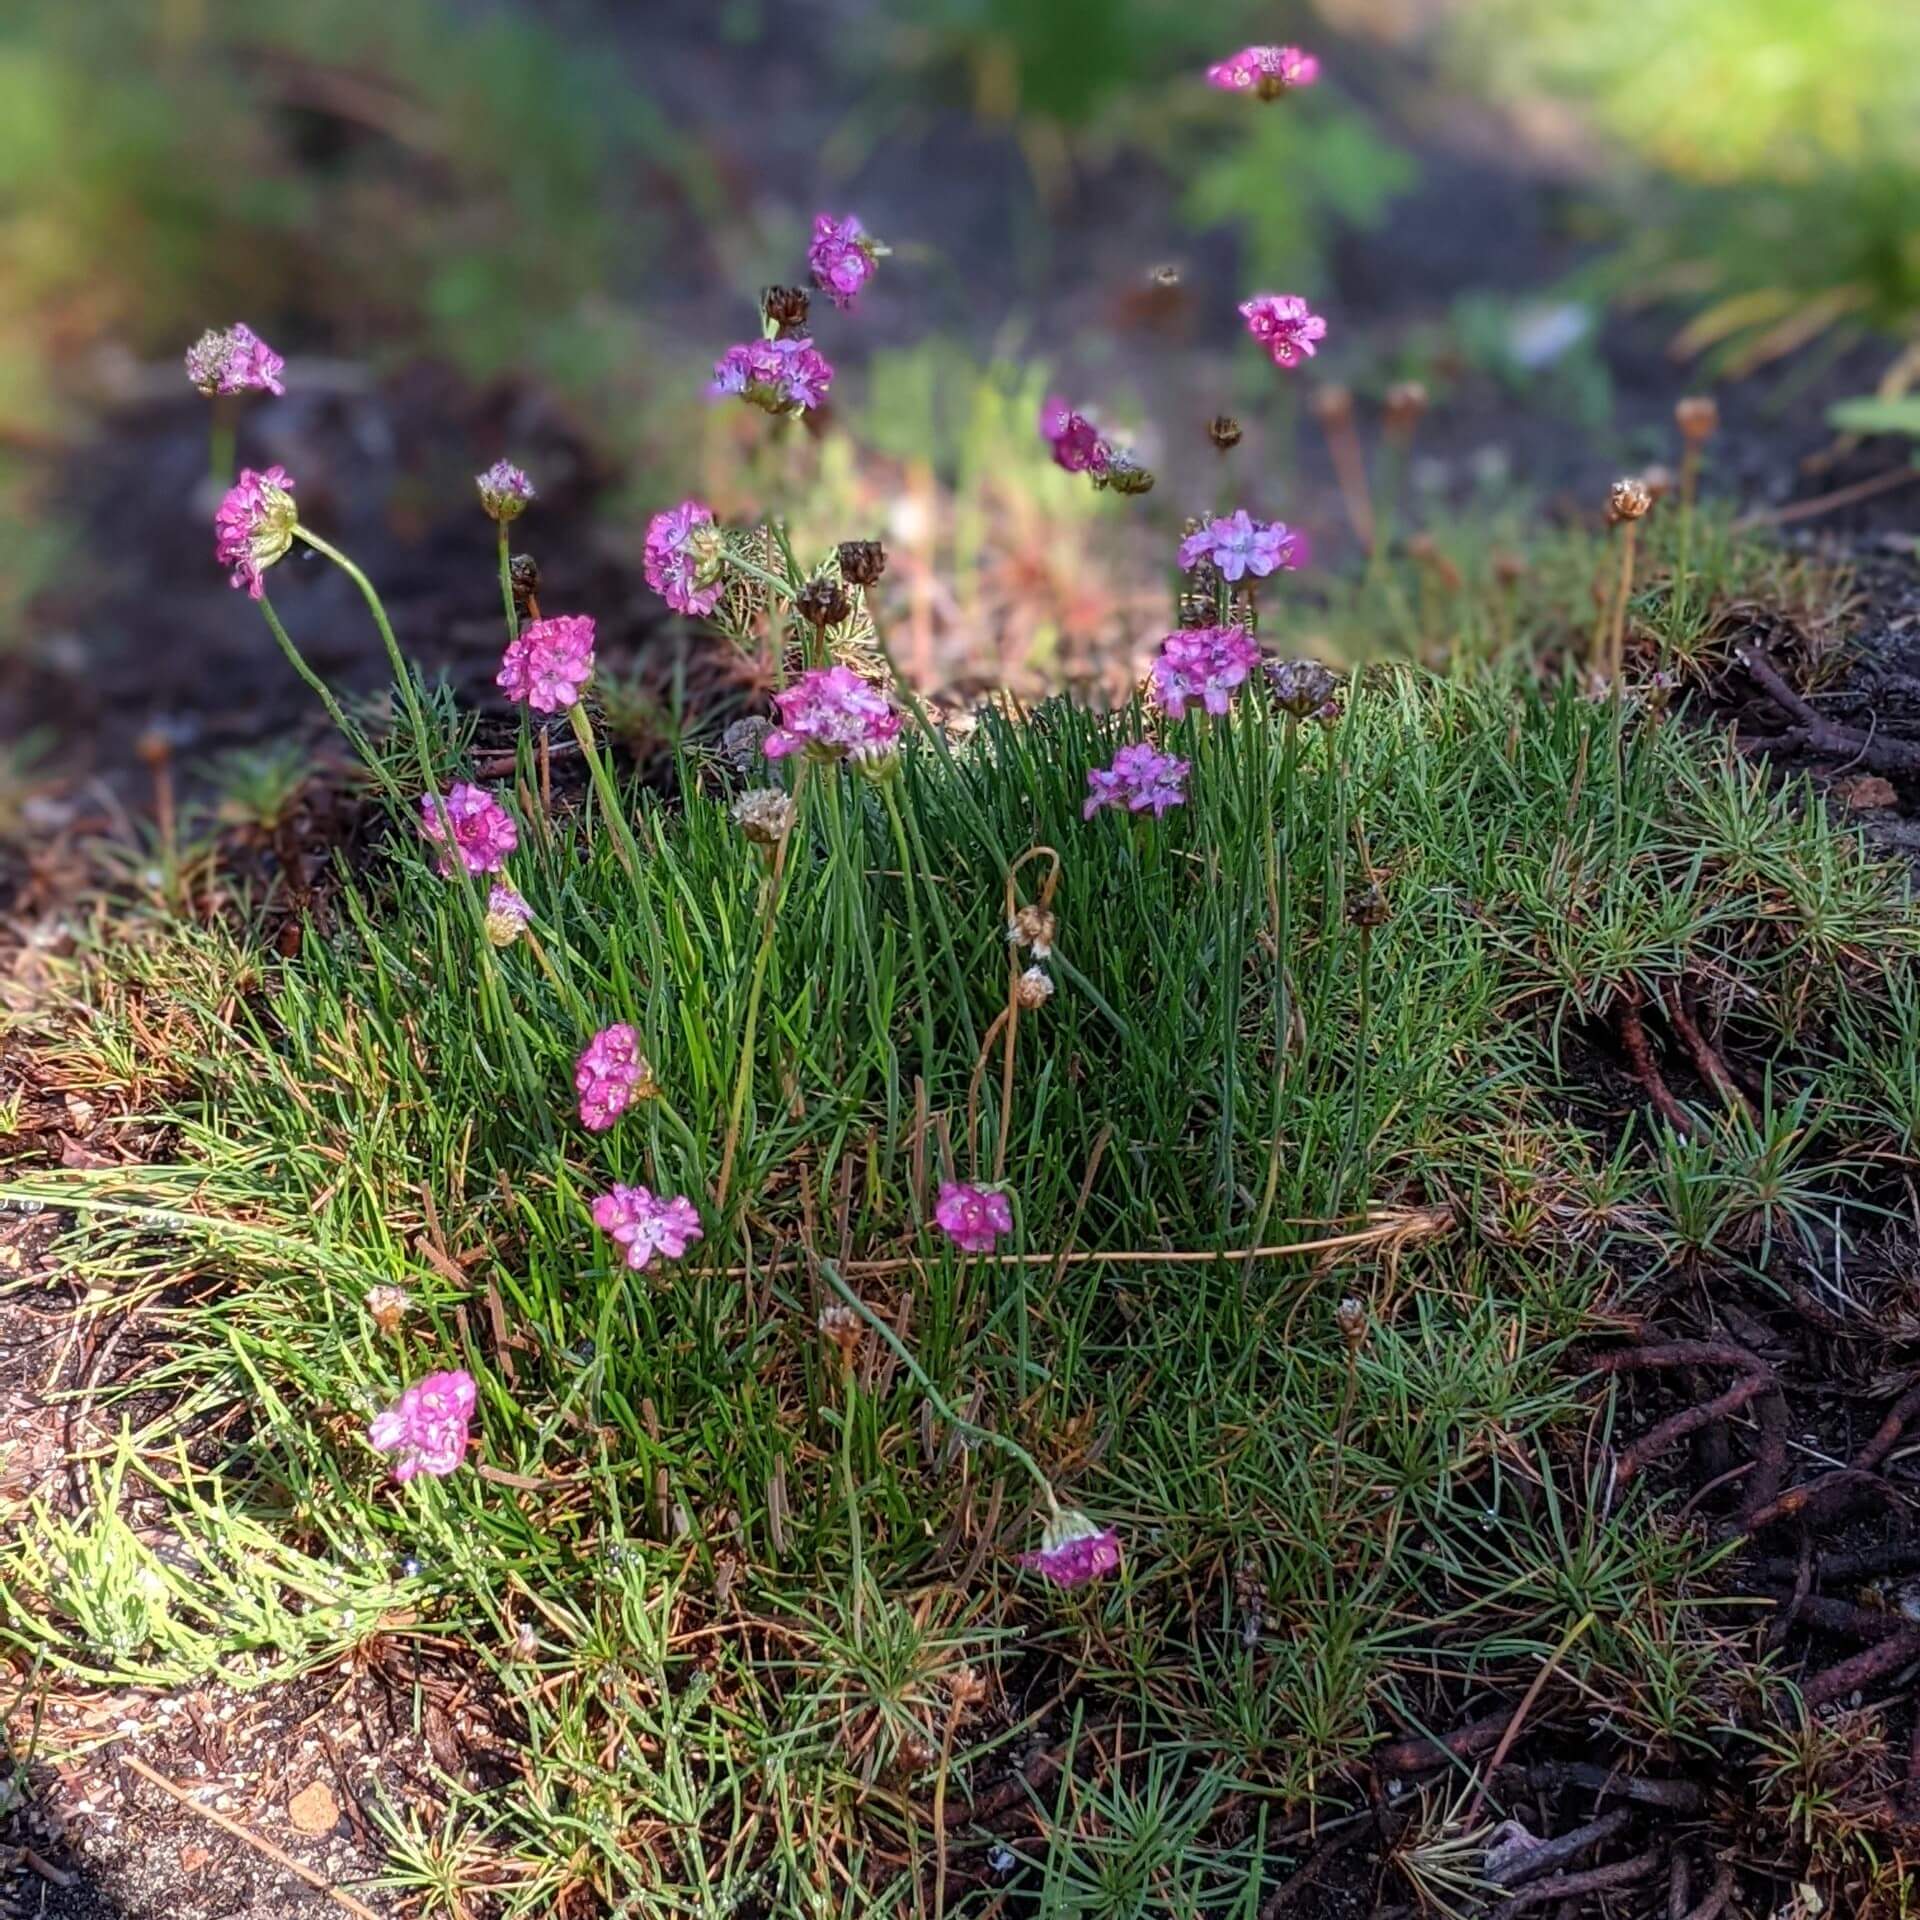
[1661,982,1754,1120]
[1735,642,1920,774]
[1802,1626,1920,1709]
[1617,988,1693,1134]
[1743,1467,1884,1535]
[1739,1388,1790,1528]
[1735,464,1920,531]
[1372,1707,1512,1777]
[1463,1612,1596,1824]
[1598,1341,1774,1483]
[1490,1850,1661,1917]
[1855,1381,1920,1473]
[1493,1808,1631,1888]
[1678,1860,1736,1920]
[1517,1762,1700,1811]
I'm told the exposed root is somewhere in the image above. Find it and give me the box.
[1617,986,1694,1135]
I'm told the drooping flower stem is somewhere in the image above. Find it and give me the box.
[256,592,387,791]
[564,702,643,880]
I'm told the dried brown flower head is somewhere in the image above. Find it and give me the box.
[365,1284,412,1334]
[1207,413,1244,452]
[760,285,812,337]
[836,539,887,587]
[1675,395,1720,445]
[795,576,854,630]
[731,787,795,847]
[509,553,541,617]
[818,1303,865,1367]
[1346,881,1389,929]
[1492,551,1529,587]
[1607,478,1653,525]
[1383,380,1429,431]
[1334,1296,1368,1349]
[1008,903,1057,958]
[1265,657,1339,719]
[1309,384,1354,428]
[1014,965,1054,1010]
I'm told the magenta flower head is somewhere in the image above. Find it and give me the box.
[213,465,298,598]
[644,500,728,617]
[711,335,835,415]
[808,213,886,311]
[1020,1506,1122,1588]
[1040,396,1111,476]
[419,783,518,877]
[1178,510,1307,583]
[498,613,595,713]
[591,1184,704,1273]
[934,1181,1013,1255]
[476,460,534,523]
[764,666,902,765]
[1084,742,1190,820]
[574,1022,654,1133]
[367,1368,477,1484]
[1207,45,1319,98]
[1150,627,1263,720]
[1239,294,1328,371]
[185,322,286,398]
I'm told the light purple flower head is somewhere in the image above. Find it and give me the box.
[367,1368,477,1484]
[574,1022,652,1133]
[644,500,727,618]
[1040,396,1111,476]
[591,1184,704,1273]
[185,322,286,398]
[1020,1507,1122,1588]
[711,336,835,415]
[764,666,902,765]
[934,1181,1013,1255]
[476,460,535,523]
[213,465,298,598]
[1240,294,1328,370]
[808,213,883,311]
[484,885,531,947]
[498,613,595,713]
[1150,627,1263,720]
[419,783,518,877]
[1084,742,1190,820]
[1178,510,1308,583]
[1207,45,1319,98]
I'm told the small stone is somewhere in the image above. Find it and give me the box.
[1838,774,1897,811]
[288,1780,340,1835]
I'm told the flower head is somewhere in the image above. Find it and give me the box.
[1084,742,1190,820]
[213,465,298,598]
[764,667,901,765]
[591,1183,704,1273]
[1265,657,1340,719]
[644,500,727,618]
[1040,396,1111,476]
[1150,627,1263,719]
[1019,1507,1121,1588]
[476,460,535,523]
[1178,510,1307,583]
[731,787,796,847]
[484,885,531,947]
[497,613,595,713]
[935,1181,1013,1255]
[419,783,518,877]
[711,335,835,414]
[368,1369,477,1484]
[1608,477,1653,524]
[364,1284,412,1333]
[1239,294,1328,370]
[1008,903,1056,958]
[836,539,887,587]
[760,284,813,336]
[1207,45,1319,98]
[574,1023,654,1133]
[808,213,884,311]
[185,322,286,397]
[1015,965,1054,1010]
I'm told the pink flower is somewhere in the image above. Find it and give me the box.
[1040,395,1111,476]
[764,666,902,764]
[419,782,518,877]
[213,465,298,598]
[1239,294,1328,370]
[808,213,882,311]
[1020,1507,1122,1588]
[1150,627,1263,719]
[1178,510,1307,583]
[185,322,286,397]
[1207,45,1319,98]
[644,500,727,618]
[498,614,596,713]
[476,460,534,522]
[711,336,835,414]
[574,1023,652,1133]
[1083,743,1190,819]
[934,1181,1013,1255]
[591,1184,704,1273]
[368,1369,477,1483]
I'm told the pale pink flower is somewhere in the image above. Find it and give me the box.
[711,336,835,414]
[591,1184,704,1273]
[419,783,518,877]
[1178,510,1307,582]
[213,465,298,598]
[1083,743,1190,819]
[484,885,531,947]
[498,613,596,713]
[574,1023,651,1133]
[1040,395,1111,476]
[1150,627,1263,719]
[934,1181,1013,1255]
[1207,45,1319,98]
[476,460,534,522]
[1020,1507,1122,1587]
[808,213,883,311]
[1239,294,1328,370]
[185,322,286,397]
[764,667,902,764]
[644,500,727,618]
[368,1369,477,1483]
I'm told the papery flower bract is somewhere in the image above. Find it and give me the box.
[1083,742,1190,819]
[574,1023,653,1133]
[1266,657,1341,719]
[1040,395,1110,476]
[213,465,298,598]
[934,1181,1013,1255]
[644,499,727,618]
[711,335,834,414]
[476,460,535,522]
[732,787,796,846]
[1019,1507,1122,1588]
[419,783,518,877]
[1207,45,1319,97]
[808,213,883,311]
[497,614,596,713]
[1150,627,1262,720]
[1239,294,1328,370]
[367,1369,477,1484]
[764,667,901,764]
[1178,510,1307,583]
[484,885,531,947]
[591,1183,704,1273]
[185,322,286,397]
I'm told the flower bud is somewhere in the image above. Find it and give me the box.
[476,460,535,523]
[484,885,531,947]
[1093,451,1156,496]
[761,285,813,338]
[1335,1296,1367,1349]
[1207,414,1243,452]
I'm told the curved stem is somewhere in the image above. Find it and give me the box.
[565,701,644,879]
[256,593,388,793]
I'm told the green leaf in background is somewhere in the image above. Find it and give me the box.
[1827,395,1920,442]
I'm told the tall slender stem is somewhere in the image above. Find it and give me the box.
[257,593,387,793]
[880,779,938,1105]
[565,702,644,879]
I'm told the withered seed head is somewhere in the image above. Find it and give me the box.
[1383,380,1429,431]
[1014,965,1054,1010]
[1607,477,1653,525]
[1309,384,1354,428]
[731,787,795,847]
[1008,903,1057,958]
[1492,551,1529,587]
[1335,1296,1368,1350]
[1639,464,1675,502]
[818,1304,865,1366]
[795,576,853,630]
[1675,395,1719,445]
[836,539,887,588]
[1265,657,1339,719]
[1346,881,1389,929]
[945,1665,989,1712]
[365,1284,412,1334]
[1207,413,1243,452]
[760,285,812,337]
[509,553,541,616]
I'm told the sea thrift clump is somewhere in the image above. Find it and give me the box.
[808,213,885,311]
[185,322,286,397]
[764,667,902,764]
[1178,510,1307,583]
[644,500,727,618]
[1084,742,1190,819]
[591,1184,704,1273]
[935,1181,1014,1255]
[367,1369,477,1484]
[484,885,530,947]
[213,465,298,598]
[497,614,596,713]
[1239,294,1328,370]
[574,1023,653,1133]
[711,335,834,414]
[476,460,534,522]
[419,783,518,876]
[1040,396,1110,476]
[1150,626,1263,719]
[1207,45,1319,98]
[1020,1507,1122,1588]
